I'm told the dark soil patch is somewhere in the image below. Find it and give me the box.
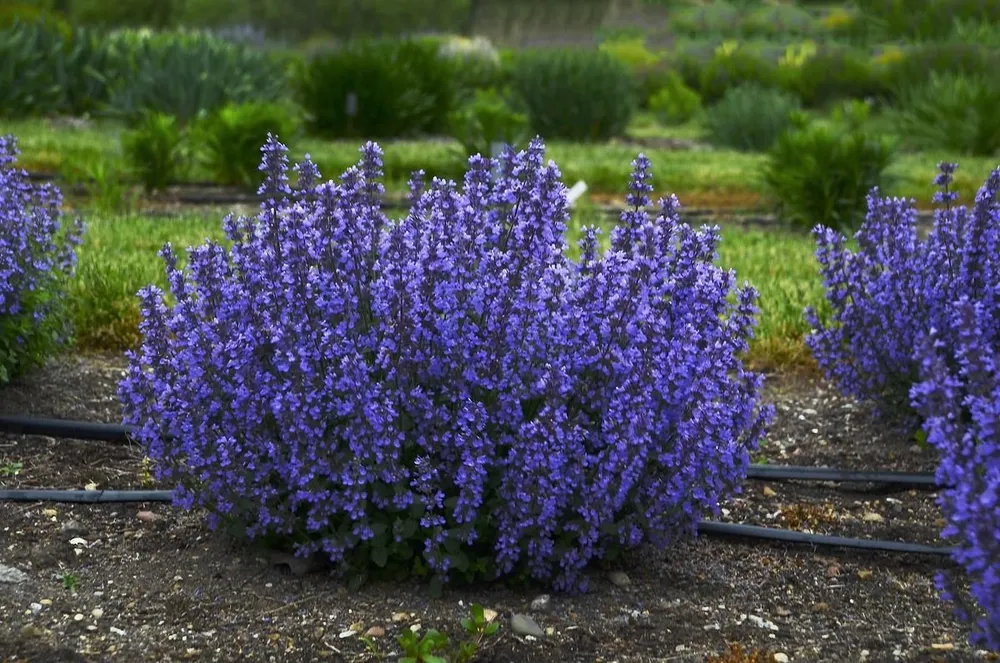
[0,355,995,662]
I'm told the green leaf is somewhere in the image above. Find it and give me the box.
[485,621,500,635]
[371,545,388,568]
[428,574,444,599]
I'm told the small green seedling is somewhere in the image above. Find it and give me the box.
[60,572,78,592]
[397,603,501,663]
[0,461,24,477]
[397,627,449,663]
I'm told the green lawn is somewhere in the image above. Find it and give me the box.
[3,116,997,210]
[67,209,824,372]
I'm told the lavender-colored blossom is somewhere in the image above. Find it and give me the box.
[0,135,84,382]
[806,162,1000,430]
[913,301,1000,650]
[119,135,773,591]
[809,161,1000,648]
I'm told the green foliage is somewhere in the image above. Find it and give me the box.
[763,103,898,231]
[295,39,457,139]
[702,83,800,152]
[0,460,23,477]
[0,20,115,117]
[668,1,742,37]
[878,43,1000,104]
[697,47,777,105]
[397,604,501,663]
[121,111,186,192]
[648,73,701,125]
[67,0,179,28]
[889,73,1000,157]
[60,572,78,592]
[193,101,301,188]
[447,89,529,159]
[509,49,636,142]
[599,36,662,71]
[437,36,505,101]
[104,30,287,125]
[856,0,1000,41]
[778,45,886,109]
[741,4,817,38]
[60,155,137,216]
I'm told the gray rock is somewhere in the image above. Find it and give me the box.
[0,563,28,584]
[608,570,631,588]
[510,613,545,638]
[530,594,551,612]
[61,520,87,539]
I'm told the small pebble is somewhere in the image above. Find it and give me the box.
[530,594,551,612]
[510,613,544,638]
[61,520,87,539]
[110,626,127,636]
[74,613,84,622]
[774,654,790,663]
[92,608,104,619]
[364,626,384,638]
[29,602,42,615]
[607,570,631,588]
[391,612,409,623]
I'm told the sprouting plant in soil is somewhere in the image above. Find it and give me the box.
[60,571,78,592]
[396,603,500,663]
[0,460,23,477]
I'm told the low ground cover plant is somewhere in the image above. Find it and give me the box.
[806,162,1000,430]
[119,135,773,593]
[0,135,84,383]
[913,301,1000,650]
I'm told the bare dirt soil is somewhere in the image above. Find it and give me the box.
[1,354,997,663]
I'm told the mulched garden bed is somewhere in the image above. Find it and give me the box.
[1,353,997,663]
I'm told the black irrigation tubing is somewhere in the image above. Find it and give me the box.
[0,488,956,557]
[0,414,945,488]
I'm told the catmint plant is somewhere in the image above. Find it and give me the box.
[119,135,773,592]
[0,135,84,383]
[806,162,1000,431]
[912,300,1000,651]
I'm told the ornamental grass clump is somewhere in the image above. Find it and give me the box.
[807,163,1000,430]
[0,135,84,383]
[119,135,773,592]
[913,300,1000,651]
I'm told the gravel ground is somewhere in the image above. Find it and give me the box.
[1,354,997,663]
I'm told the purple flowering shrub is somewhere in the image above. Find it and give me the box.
[912,301,1000,650]
[119,135,773,592]
[806,162,1000,430]
[0,135,84,383]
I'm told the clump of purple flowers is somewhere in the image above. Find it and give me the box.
[913,300,1000,650]
[0,135,84,383]
[806,162,1000,430]
[119,135,773,591]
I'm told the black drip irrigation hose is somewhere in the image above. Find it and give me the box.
[0,414,944,487]
[0,487,955,557]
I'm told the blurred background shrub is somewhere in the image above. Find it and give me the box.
[764,101,898,231]
[702,83,800,152]
[295,39,456,139]
[509,48,636,141]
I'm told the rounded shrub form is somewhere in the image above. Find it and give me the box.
[509,49,637,142]
[119,135,773,592]
[913,300,1000,651]
[702,83,800,152]
[0,135,84,383]
[807,163,1000,430]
